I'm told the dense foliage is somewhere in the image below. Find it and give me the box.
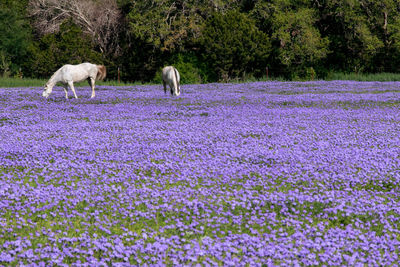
[2,0,400,82]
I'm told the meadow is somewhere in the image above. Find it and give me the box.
[0,81,399,265]
[3,71,400,88]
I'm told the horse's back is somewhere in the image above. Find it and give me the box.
[60,63,97,82]
[162,66,179,82]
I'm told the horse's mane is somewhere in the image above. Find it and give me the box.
[96,65,106,81]
[46,66,63,85]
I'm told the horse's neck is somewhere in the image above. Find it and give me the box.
[47,70,62,87]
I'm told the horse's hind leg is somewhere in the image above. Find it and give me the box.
[68,81,78,99]
[88,77,95,98]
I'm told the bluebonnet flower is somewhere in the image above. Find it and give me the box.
[0,81,399,265]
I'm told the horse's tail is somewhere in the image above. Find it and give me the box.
[96,65,106,81]
[173,67,180,94]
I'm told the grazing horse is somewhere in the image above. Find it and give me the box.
[42,63,106,99]
[162,66,180,96]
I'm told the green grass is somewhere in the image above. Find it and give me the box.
[225,72,400,83]
[0,77,46,87]
[327,72,400,81]
[1,72,400,87]
[0,77,143,88]
[232,72,400,82]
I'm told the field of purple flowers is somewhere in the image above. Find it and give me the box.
[1,81,400,265]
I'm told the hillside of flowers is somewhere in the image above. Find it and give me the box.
[0,81,400,265]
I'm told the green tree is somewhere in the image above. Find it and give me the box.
[5,0,400,80]
[122,0,203,81]
[0,1,32,76]
[314,0,383,73]
[389,15,400,72]
[126,0,202,52]
[122,0,245,82]
[358,0,400,72]
[199,10,271,81]
[125,0,245,52]
[250,1,329,78]
[27,20,102,78]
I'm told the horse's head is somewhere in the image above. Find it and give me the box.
[174,86,181,96]
[42,84,52,98]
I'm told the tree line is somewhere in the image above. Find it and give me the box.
[1,0,400,83]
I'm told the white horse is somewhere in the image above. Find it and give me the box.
[42,63,106,99]
[162,66,180,96]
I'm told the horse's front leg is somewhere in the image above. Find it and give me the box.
[163,81,167,94]
[88,77,95,98]
[68,81,78,99]
[63,85,69,99]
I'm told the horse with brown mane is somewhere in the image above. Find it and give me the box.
[42,63,106,99]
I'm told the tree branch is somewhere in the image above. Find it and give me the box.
[28,0,122,56]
